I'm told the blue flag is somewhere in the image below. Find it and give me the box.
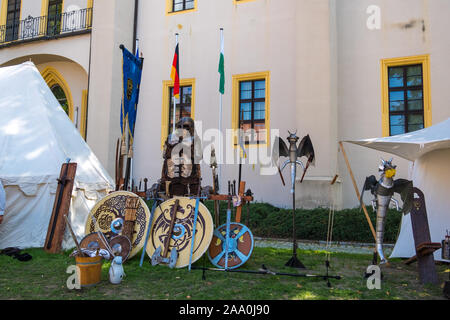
[121,45,143,142]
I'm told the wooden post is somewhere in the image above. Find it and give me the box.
[339,141,377,242]
[123,196,140,242]
[44,162,77,253]
[404,187,440,285]
[235,181,246,223]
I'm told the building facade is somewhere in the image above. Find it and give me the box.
[1,0,449,210]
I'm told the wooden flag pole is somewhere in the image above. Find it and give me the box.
[338,141,377,242]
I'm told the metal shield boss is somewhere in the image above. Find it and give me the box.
[80,232,108,251]
[208,222,254,269]
[146,197,214,268]
[84,191,150,259]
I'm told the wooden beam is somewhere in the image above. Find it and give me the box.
[208,194,253,202]
[339,141,377,242]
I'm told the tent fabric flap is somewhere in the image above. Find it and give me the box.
[0,62,114,250]
[344,118,450,162]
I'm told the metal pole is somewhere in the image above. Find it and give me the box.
[218,28,224,190]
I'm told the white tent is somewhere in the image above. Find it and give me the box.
[346,118,450,262]
[0,62,114,250]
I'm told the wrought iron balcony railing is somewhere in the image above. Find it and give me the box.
[0,7,92,45]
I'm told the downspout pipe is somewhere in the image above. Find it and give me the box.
[132,0,139,54]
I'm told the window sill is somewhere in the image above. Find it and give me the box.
[167,8,197,16]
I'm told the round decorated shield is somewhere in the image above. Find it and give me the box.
[146,197,214,268]
[80,232,108,251]
[208,223,254,270]
[109,235,132,262]
[85,191,150,259]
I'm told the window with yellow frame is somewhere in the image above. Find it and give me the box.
[166,0,197,15]
[381,55,431,137]
[41,66,74,121]
[0,0,21,42]
[161,78,196,148]
[232,71,270,147]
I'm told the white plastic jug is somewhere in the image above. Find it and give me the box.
[109,256,125,285]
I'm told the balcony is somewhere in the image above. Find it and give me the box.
[0,7,92,47]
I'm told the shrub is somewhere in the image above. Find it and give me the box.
[203,201,402,244]
[145,199,402,244]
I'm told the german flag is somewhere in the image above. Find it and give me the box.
[170,43,180,99]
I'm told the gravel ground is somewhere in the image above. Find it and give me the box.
[254,237,394,255]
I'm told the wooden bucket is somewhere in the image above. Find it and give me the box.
[75,255,103,287]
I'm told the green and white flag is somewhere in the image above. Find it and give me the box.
[218,29,225,95]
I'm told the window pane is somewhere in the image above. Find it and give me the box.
[240,103,251,121]
[407,90,423,100]
[389,68,404,88]
[181,106,191,118]
[182,86,192,104]
[254,101,265,120]
[389,100,405,112]
[173,0,183,11]
[254,89,265,99]
[389,76,404,88]
[407,75,422,87]
[390,115,405,135]
[389,91,404,102]
[254,110,265,120]
[254,80,265,90]
[408,114,424,132]
[389,67,403,78]
[185,0,195,9]
[240,102,251,113]
[408,100,423,111]
[407,65,422,77]
[408,114,424,125]
[240,81,252,91]
[240,81,252,99]
[51,84,69,116]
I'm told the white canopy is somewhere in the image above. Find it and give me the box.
[345,118,450,262]
[345,118,450,162]
[0,62,114,250]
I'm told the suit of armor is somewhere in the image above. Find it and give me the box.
[160,117,202,198]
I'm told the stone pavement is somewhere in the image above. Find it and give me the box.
[254,237,394,255]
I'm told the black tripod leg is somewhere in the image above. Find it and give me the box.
[285,190,305,269]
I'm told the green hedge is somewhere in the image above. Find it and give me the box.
[145,200,403,244]
[202,201,402,244]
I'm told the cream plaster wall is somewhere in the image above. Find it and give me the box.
[336,0,450,208]
[0,34,91,72]
[86,0,135,175]
[130,0,338,208]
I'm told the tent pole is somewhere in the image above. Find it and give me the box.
[338,141,377,242]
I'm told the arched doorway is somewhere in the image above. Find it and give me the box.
[40,66,74,121]
[50,83,69,116]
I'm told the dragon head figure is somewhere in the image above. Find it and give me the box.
[379,158,397,179]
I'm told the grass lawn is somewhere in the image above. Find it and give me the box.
[0,246,448,300]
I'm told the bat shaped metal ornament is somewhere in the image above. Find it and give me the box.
[272,131,316,268]
[360,158,413,265]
